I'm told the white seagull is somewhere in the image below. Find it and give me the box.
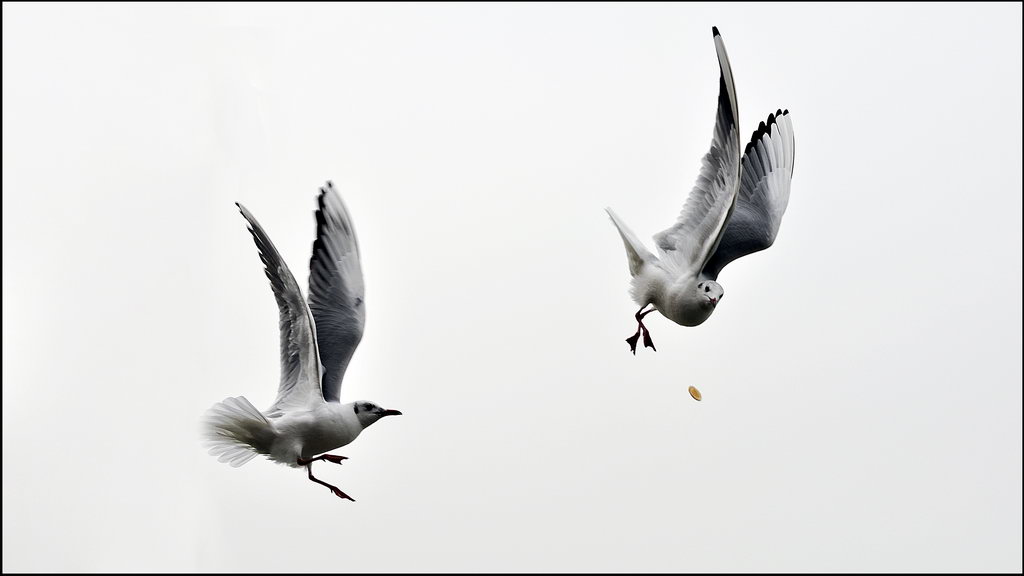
[203,181,401,501]
[607,26,795,353]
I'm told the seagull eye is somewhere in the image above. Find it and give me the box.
[704,286,710,293]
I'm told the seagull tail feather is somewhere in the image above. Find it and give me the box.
[606,207,655,277]
[201,396,273,467]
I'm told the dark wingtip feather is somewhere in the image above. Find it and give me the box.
[309,186,332,273]
[744,111,785,156]
[712,26,720,37]
[235,202,252,227]
[783,108,789,115]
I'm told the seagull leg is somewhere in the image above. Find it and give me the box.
[626,328,642,354]
[627,306,657,353]
[641,325,657,351]
[304,462,355,501]
[298,454,348,466]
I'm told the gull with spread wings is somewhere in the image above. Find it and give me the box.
[607,27,796,353]
[203,181,400,501]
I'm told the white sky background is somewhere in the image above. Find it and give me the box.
[3,2,1021,572]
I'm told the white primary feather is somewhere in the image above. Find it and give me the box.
[701,109,795,281]
[651,29,742,279]
[307,181,366,404]
[235,203,325,417]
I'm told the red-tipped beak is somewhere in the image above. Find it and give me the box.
[380,409,403,417]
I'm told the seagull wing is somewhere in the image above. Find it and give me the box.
[307,182,366,403]
[236,203,325,415]
[652,27,742,279]
[701,109,795,281]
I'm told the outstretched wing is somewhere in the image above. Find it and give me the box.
[236,203,324,416]
[701,109,795,281]
[652,27,742,278]
[307,181,366,403]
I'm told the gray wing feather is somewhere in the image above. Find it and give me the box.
[653,28,742,278]
[236,203,324,415]
[307,181,366,403]
[701,109,795,281]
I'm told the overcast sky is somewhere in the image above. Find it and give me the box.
[3,3,1021,572]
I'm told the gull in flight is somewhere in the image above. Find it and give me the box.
[607,26,796,353]
[203,181,401,501]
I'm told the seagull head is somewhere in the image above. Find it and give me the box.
[696,280,724,308]
[352,401,403,429]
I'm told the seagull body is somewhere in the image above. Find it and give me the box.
[262,402,368,466]
[203,182,400,501]
[607,26,795,353]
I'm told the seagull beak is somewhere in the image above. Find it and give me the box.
[380,409,403,417]
[710,297,718,306]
